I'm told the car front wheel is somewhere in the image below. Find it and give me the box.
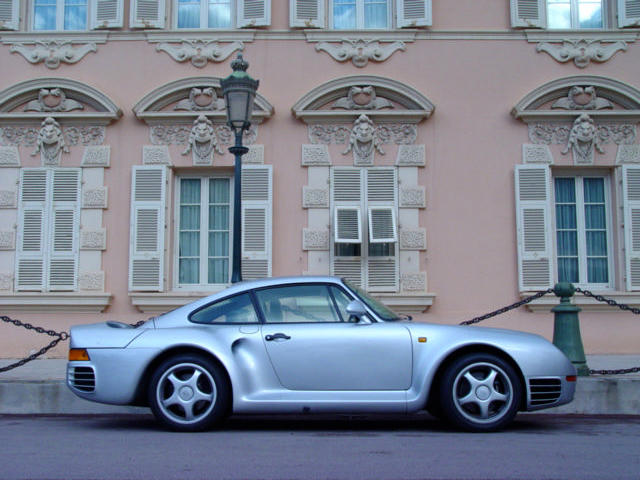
[438,352,521,432]
[148,354,230,432]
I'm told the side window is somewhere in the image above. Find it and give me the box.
[190,293,258,324]
[256,285,341,323]
[330,286,354,321]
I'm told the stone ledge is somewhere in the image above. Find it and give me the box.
[0,293,112,313]
[521,291,640,312]
[373,293,436,315]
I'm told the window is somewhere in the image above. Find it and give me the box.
[554,176,611,287]
[34,0,88,30]
[547,0,603,28]
[332,0,389,29]
[176,176,232,286]
[255,284,342,323]
[173,0,270,28]
[190,293,258,323]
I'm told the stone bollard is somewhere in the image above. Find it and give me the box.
[552,282,589,376]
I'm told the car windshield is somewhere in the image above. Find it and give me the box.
[343,280,401,321]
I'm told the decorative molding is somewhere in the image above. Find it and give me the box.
[616,144,640,164]
[244,144,264,164]
[156,39,243,68]
[523,144,554,164]
[175,87,225,112]
[25,88,84,112]
[150,124,257,146]
[0,273,13,292]
[0,293,112,313]
[551,86,613,111]
[303,187,329,208]
[0,146,20,166]
[399,229,427,250]
[80,228,106,250]
[309,123,417,146]
[396,144,425,166]
[315,39,406,67]
[302,229,330,251]
[82,187,108,209]
[333,86,393,110]
[1,126,105,147]
[0,190,17,208]
[528,122,636,146]
[302,144,331,166]
[78,271,105,291]
[181,114,222,166]
[400,272,427,292]
[561,113,603,165]
[32,117,68,166]
[343,114,384,166]
[0,231,15,250]
[81,145,110,167]
[9,40,98,69]
[143,145,172,165]
[399,186,426,208]
[535,39,628,68]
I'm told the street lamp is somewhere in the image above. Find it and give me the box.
[221,53,259,283]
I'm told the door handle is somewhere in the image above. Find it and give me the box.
[265,333,291,341]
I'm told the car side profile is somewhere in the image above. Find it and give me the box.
[67,276,576,432]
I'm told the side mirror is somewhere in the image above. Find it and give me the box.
[345,300,368,323]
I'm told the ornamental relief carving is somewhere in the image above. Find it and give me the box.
[156,40,243,68]
[32,117,68,166]
[399,229,427,250]
[528,122,635,146]
[1,125,105,147]
[0,190,17,208]
[561,113,603,165]
[523,144,554,164]
[0,272,13,291]
[302,144,331,166]
[151,124,257,146]
[616,144,640,164]
[9,41,98,69]
[303,187,329,208]
[535,39,627,68]
[182,115,223,165]
[343,114,385,166]
[399,186,426,208]
[143,145,172,165]
[309,122,417,146]
[80,228,106,250]
[552,86,613,111]
[0,231,15,250]
[25,88,84,113]
[302,229,330,251]
[175,88,225,112]
[332,86,393,111]
[396,145,425,166]
[0,146,20,166]
[82,145,110,167]
[315,39,406,68]
[82,187,108,209]
[78,271,105,291]
[400,272,427,292]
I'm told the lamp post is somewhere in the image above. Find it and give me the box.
[221,53,259,283]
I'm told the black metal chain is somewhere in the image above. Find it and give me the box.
[459,289,554,326]
[0,315,69,373]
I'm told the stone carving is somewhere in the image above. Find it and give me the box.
[396,145,425,166]
[0,190,17,208]
[301,144,331,166]
[303,187,329,208]
[1,126,104,147]
[156,40,243,68]
[143,145,172,165]
[302,229,330,251]
[0,272,13,291]
[0,231,15,250]
[315,39,406,68]
[399,229,427,250]
[151,124,257,146]
[333,86,393,110]
[523,144,554,164]
[552,86,613,111]
[561,114,604,165]
[10,41,97,69]
[79,271,104,291]
[80,228,106,250]
[529,122,636,146]
[182,115,223,165]
[0,146,20,166]
[175,87,226,112]
[309,124,417,146]
[82,145,110,167]
[24,88,84,113]
[535,39,627,68]
[343,114,384,166]
[616,144,640,164]
[32,117,68,166]
[82,187,108,209]
[64,126,105,146]
[244,145,264,164]
[399,186,426,208]
[400,272,426,292]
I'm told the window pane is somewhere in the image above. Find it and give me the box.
[330,286,354,322]
[181,179,201,203]
[209,178,230,203]
[558,257,579,283]
[208,0,231,27]
[179,232,200,256]
[178,0,200,28]
[256,285,341,323]
[207,178,230,284]
[578,1,602,28]
[333,0,356,29]
[179,179,201,284]
[180,206,200,230]
[555,178,576,202]
[208,258,229,283]
[335,243,361,256]
[369,242,394,256]
[179,258,199,283]
[557,231,578,256]
[64,0,87,30]
[209,205,229,230]
[586,231,607,256]
[587,258,608,283]
[34,0,57,30]
[209,232,229,256]
[585,205,605,229]
[364,0,388,28]
[191,293,258,324]
[547,1,571,28]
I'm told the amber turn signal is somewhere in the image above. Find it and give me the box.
[68,348,90,361]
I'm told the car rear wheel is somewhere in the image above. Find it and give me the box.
[438,352,521,432]
[148,354,230,432]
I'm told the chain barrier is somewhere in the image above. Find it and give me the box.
[458,289,554,326]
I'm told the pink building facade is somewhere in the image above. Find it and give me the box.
[1,0,640,358]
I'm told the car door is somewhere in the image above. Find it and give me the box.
[257,283,412,391]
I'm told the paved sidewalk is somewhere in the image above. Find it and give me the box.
[0,356,639,415]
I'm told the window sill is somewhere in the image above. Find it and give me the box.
[521,291,640,312]
[304,29,417,43]
[372,293,436,315]
[525,30,639,43]
[0,292,112,313]
[1,31,109,44]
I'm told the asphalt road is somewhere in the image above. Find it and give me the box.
[0,413,638,480]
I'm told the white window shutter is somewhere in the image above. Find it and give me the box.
[0,0,19,30]
[238,0,270,27]
[91,0,123,29]
[397,0,432,27]
[367,257,398,291]
[368,207,397,243]
[515,165,553,291]
[333,258,363,286]
[510,0,545,28]
[290,0,324,28]
[130,0,165,28]
[129,166,166,291]
[622,166,640,290]
[16,170,48,291]
[241,165,272,280]
[335,207,362,243]
[618,0,640,27]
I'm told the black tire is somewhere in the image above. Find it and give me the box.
[438,352,521,432]
[148,354,230,432]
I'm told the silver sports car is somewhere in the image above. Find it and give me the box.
[67,276,576,432]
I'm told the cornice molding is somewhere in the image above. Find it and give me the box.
[0,293,112,313]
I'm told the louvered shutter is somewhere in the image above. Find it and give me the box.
[622,166,640,290]
[16,170,48,291]
[48,169,80,291]
[510,0,545,28]
[619,0,640,27]
[241,165,272,280]
[290,0,324,28]
[237,0,270,27]
[335,207,362,243]
[397,0,431,27]
[91,0,123,28]
[129,166,166,291]
[0,0,19,30]
[515,165,553,291]
[368,207,397,243]
[130,0,165,28]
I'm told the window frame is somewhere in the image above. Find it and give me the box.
[32,0,90,31]
[546,0,607,29]
[173,0,235,29]
[329,0,392,30]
